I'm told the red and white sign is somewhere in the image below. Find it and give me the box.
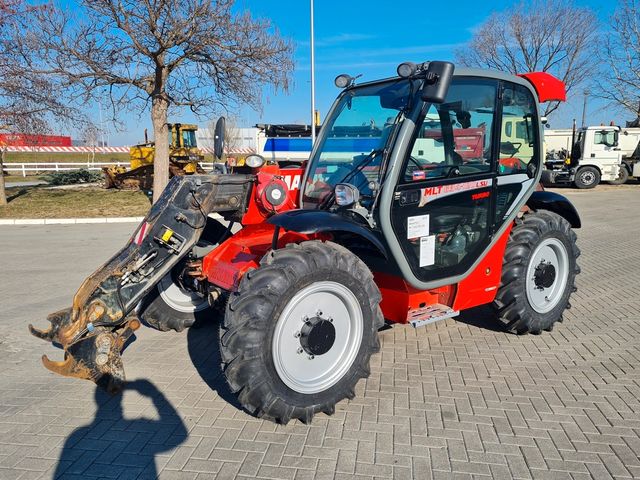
[133,222,151,246]
[5,146,129,153]
[419,179,492,207]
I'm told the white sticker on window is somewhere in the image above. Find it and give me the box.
[419,235,436,267]
[407,214,430,239]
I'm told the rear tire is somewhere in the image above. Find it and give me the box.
[493,211,580,334]
[138,273,211,332]
[573,166,600,189]
[219,241,383,424]
[609,166,629,185]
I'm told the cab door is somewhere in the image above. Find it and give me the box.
[494,82,540,225]
[389,77,499,283]
[584,128,621,179]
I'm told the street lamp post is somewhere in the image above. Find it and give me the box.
[310,0,316,146]
[581,89,589,128]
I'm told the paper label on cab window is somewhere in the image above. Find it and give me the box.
[419,235,436,267]
[407,214,429,239]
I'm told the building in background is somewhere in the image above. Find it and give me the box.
[0,133,72,147]
[197,124,315,163]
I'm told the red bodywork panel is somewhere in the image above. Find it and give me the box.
[375,272,454,323]
[240,165,304,224]
[517,72,566,103]
[452,224,513,311]
[373,224,513,323]
[203,223,328,291]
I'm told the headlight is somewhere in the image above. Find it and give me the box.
[334,183,360,207]
[397,62,417,78]
[245,154,266,168]
[334,74,352,88]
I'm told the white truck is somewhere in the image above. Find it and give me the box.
[542,126,626,189]
[616,126,640,183]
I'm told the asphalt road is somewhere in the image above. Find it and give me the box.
[0,184,639,479]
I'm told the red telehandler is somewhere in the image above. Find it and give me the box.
[30,62,580,424]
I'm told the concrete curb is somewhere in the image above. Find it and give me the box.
[0,217,145,226]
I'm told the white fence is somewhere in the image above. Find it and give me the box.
[3,162,219,177]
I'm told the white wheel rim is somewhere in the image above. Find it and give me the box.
[580,170,595,185]
[525,238,569,314]
[158,274,209,313]
[272,281,363,394]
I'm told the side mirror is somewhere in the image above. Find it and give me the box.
[420,61,455,104]
[214,116,226,161]
[614,131,620,146]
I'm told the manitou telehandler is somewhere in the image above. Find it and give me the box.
[30,62,581,424]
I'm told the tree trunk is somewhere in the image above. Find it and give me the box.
[0,148,7,206]
[151,96,170,203]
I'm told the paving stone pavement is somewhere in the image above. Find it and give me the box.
[1,184,639,479]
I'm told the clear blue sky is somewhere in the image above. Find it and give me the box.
[93,0,625,145]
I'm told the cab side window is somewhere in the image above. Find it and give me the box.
[499,83,537,175]
[594,130,617,147]
[403,78,497,182]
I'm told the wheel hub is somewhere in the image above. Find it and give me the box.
[581,171,594,184]
[534,261,556,289]
[299,317,336,356]
[525,238,569,314]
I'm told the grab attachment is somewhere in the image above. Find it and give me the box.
[32,314,140,394]
[28,174,253,392]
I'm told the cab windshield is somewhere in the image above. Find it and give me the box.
[302,80,414,208]
[182,129,197,148]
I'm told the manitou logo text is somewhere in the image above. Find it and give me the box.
[419,179,492,207]
[282,175,301,191]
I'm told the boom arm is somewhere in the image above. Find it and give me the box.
[29,174,253,393]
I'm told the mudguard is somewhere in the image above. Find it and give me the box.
[29,174,253,392]
[267,209,389,258]
[527,190,581,228]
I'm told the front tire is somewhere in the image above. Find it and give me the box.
[493,211,580,334]
[573,166,600,189]
[220,241,383,424]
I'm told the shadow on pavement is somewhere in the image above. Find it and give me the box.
[455,304,507,333]
[187,311,243,411]
[54,379,187,479]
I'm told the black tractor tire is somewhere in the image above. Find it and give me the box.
[219,240,383,424]
[138,275,212,332]
[573,166,600,189]
[609,165,629,185]
[493,211,580,334]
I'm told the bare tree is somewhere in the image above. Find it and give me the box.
[596,0,640,119]
[14,0,294,201]
[456,0,598,115]
[0,0,81,205]
[83,124,100,163]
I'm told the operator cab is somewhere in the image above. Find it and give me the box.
[298,62,544,288]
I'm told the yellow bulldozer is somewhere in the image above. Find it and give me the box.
[103,123,205,190]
